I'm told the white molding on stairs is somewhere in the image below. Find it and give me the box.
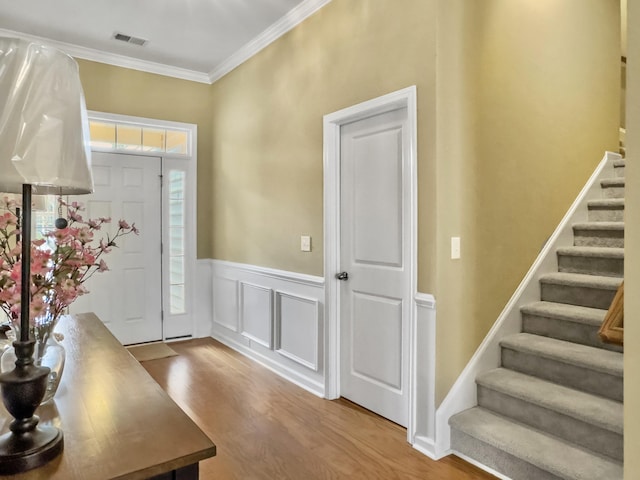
[432,151,622,458]
[452,450,514,480]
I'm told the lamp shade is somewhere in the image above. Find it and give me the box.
[0,37,93,195]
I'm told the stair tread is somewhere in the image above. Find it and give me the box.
[477,368,623,434]
[613,159,625,167]
[573,221,624,230]
[500,333,623,376]
[600,178,625,187]
[521,301,605,327]
[450,407,623,480]
[556,246,624,258]
[587,198,624,208]
[539,272,622,288]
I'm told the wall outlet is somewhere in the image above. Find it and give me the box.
[301,235,311,252]
[451,236,461,259]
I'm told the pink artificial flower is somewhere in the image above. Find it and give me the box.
[30,296,47,319]
[87,219,101,230]
[52,228,71,243]
[69,210,84,223]
[118,219,130,229]
[83,251,96,265]
[98,259,109,272]
[9,244,21,257]
[76,227,93,243]
[60,278,77,292]
[31,249,52,276]
[98,239,112,254]
[0,212,16,230]
[9,264,21,282]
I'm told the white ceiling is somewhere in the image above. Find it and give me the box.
[0,0,330,84]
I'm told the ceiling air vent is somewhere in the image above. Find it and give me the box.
[113,32,148,47]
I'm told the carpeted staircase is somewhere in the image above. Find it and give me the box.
[449,159,625,480]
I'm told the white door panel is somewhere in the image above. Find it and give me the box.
[69,152,162,345]
[340,107,410,427]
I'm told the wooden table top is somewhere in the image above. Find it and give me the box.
[0,313,216,479]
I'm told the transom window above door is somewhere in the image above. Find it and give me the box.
[89,120,191,156]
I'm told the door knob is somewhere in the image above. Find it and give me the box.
[335,272,349,281]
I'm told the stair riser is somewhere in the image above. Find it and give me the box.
[573,230,624,248]
[477,387,623,461]
[601,186,624,199]
[557,254,624,278]
[522,314,623,353]
[540,282,617,310]
[587,208,624,222]
[451,429,563,480]
[614,166,625,178]
[501,348,623,401]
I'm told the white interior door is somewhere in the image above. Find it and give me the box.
[69,152,163,345]
[339,107,411,427]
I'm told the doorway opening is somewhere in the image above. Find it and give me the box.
[70,112,197,344]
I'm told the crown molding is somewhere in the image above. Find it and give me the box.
[0,28,211,84]
[208,0,332,83]
[0,0,331,85]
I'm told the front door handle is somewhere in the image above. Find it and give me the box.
[335,271,349,281]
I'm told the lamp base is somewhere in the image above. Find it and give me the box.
[0,425,63,474]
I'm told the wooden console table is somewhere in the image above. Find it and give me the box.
[0,313,216,479]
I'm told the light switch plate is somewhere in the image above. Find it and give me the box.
[451,236,461,259]
[301,235,311,252]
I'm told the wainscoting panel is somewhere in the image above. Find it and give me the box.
[275,292,319,371]
[240,282,273,348]
[195,259,213,338]
[412,293,438,459]
[213,275,239,332]
[211,260,325,397]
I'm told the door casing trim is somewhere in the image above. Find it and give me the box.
[322,86,418,442]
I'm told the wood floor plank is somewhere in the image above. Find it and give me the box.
[141,338,496,480]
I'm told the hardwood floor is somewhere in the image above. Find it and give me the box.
[141,338,497,480]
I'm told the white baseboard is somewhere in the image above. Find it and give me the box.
[412,435,441,460]
[205,259,440,460]
[213,328,325,397]
[451,450,513,480]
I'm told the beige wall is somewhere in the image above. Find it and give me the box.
[76,60,214,258]
[210,0,619,403]
[624,0,639,476]
[210,0,437,277]
[74,0,621,406]
[434,0,620,402]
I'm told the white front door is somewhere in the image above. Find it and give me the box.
[339,107,411,427]
[69,152,163,345]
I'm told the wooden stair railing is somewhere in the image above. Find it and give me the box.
[599,280,624,346]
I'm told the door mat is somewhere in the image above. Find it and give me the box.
[127,343,178,362]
